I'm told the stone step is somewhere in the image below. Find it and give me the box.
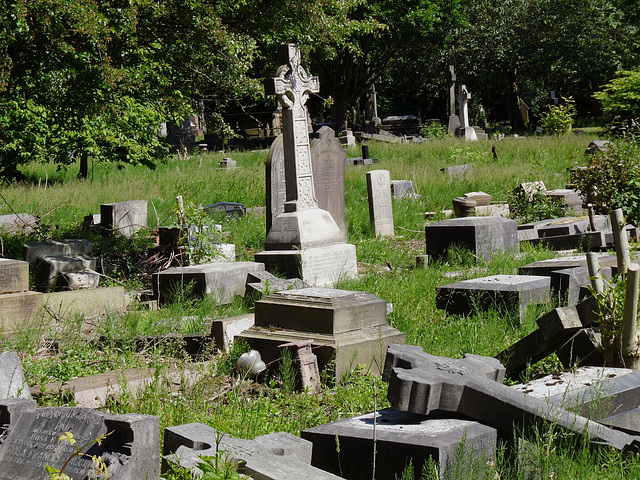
[24,239,93,265]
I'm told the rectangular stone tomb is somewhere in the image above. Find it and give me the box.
[238,287,404,381]
[518,254,618,277]
[436,275,550,317]
[100,200,147,237]
[24,239,93,265]
[0,398,159,479]
[153,262,265,305]
[0,291,44,334]
[35,254,97,290]
[551,265,612,306]
[254,288,387,334]
[0,259,29,294]
[426,217,518,262]
[523,230,606,251]
[511,367,640,433]
[301,408,496,480]
[164,422,342,479]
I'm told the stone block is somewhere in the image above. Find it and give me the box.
[391,180,421,200]
[164,422,341,480]
[42,286,128,320]
[255,243,357,287]
[0,398,159,479]
[35,254,97,290]
[440,163,472,177]
[302,408,497,480]
[245,270,305,298]
[56,269,101,290]
[24,239,93,265]
[0,259,29,294]
[153,261,265,305]
[0,291,44,334]
[0,352,31,400]
[545,188,584,208]
[255,288,387,334]
[464,191,492,206]
[518,254,618,276]
[550,265,612,306]
[211,313,255,351]
[100,200,148,237]
[0,213,39,235]
[425,217,518,262]
[436,275,550,318]
[555,328,603,369]
[238,324,405,381]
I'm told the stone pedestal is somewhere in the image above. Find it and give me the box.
[255,243,357,287]
[237,288,405,381]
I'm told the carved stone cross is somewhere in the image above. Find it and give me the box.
[266,44,319,213]
[383,344,640,451]
[447,65,457,118]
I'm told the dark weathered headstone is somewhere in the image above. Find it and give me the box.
[383,344,640,451]
[204,201,246,217]
[164,422,341,480]
[302,408,497,479]
[0,398,159,479]
[550,265,612,306]
[425,217,518,261]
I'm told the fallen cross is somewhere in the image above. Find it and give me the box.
[383,343,640,451]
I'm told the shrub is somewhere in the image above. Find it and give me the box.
[506,190,566,223]
[540,97,576,135]
[573,140,640,224]
[420,122,449,139]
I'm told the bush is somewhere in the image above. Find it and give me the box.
[573,139,640,224]
[420,122,449,139]
[506,190,566,223]
[540,98,576,135]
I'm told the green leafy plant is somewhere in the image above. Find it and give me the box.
[506,190,566,223]
[573,139,640,224]
[420,122,449,139]
[45,431,112,480]
[540,97,576,135]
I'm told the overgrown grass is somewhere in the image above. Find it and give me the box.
[1,133,623,478]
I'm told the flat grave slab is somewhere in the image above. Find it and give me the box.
[24,239,93,265]
[153,261,265,305]
[518,254,618,276]
[426,217,518,261]
[302,408,496,480]
[436,275,550,317]
[42,286,128,321]
[0,259,29,294]
[0,398,159,479]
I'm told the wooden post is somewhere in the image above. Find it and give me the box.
[611,208,630,278]
[588,204,597,231]
[622,263,640,357]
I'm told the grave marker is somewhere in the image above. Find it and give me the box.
[0,259,28,295]
[0,352,30,400]
[0,398,160,479]
[447,65,460,135]
[101,200,147,237]
[366,169,394,237]
[383,344,640,451]
[456,85,477,141]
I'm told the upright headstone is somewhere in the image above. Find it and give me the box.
[456,85,478,141]
[0,398,160,479]
[0,352,30,399]
[447,65,460,135]
[255,44,357,286]
[0,259,28,295]
[268,127,348,242]
[366,170,394,237]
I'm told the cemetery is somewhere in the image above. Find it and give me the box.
[1,12,640,477]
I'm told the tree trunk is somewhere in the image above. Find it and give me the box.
[78,152,88,180]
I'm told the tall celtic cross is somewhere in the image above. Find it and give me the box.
[266,44,319,213]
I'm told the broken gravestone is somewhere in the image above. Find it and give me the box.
[383,343,640,451]
[0,352,31,400]
[0,398,159,479]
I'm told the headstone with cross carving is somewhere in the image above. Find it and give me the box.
[455,85,478,141]
[255,44,357,286]
[447,65,460,135]
[383,343,640,452]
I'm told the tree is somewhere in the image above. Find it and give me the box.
[594,68,640,119]
[0,0,258,180]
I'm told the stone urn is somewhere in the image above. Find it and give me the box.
[452,196,476,217]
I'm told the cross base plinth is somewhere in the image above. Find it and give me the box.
[255,243,357,287]
[447,115,460,135]
[456,126,478,141]
[265,208,344,251]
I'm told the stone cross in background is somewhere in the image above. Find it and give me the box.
[456,84,478,141]
[447,65,460,134]
[266,44,320,213]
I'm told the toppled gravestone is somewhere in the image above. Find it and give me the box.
[382,343,640,451]
[0,398,159,479]
[0,352,31,400]
[163,422,342,479]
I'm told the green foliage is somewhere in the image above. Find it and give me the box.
[420,122,449,139]
[45,431,111,480]
[540,98,576,135]
[594,68,640,120]
[278,347,298,394]
[506,190,567,223]
[573,139,640,224]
